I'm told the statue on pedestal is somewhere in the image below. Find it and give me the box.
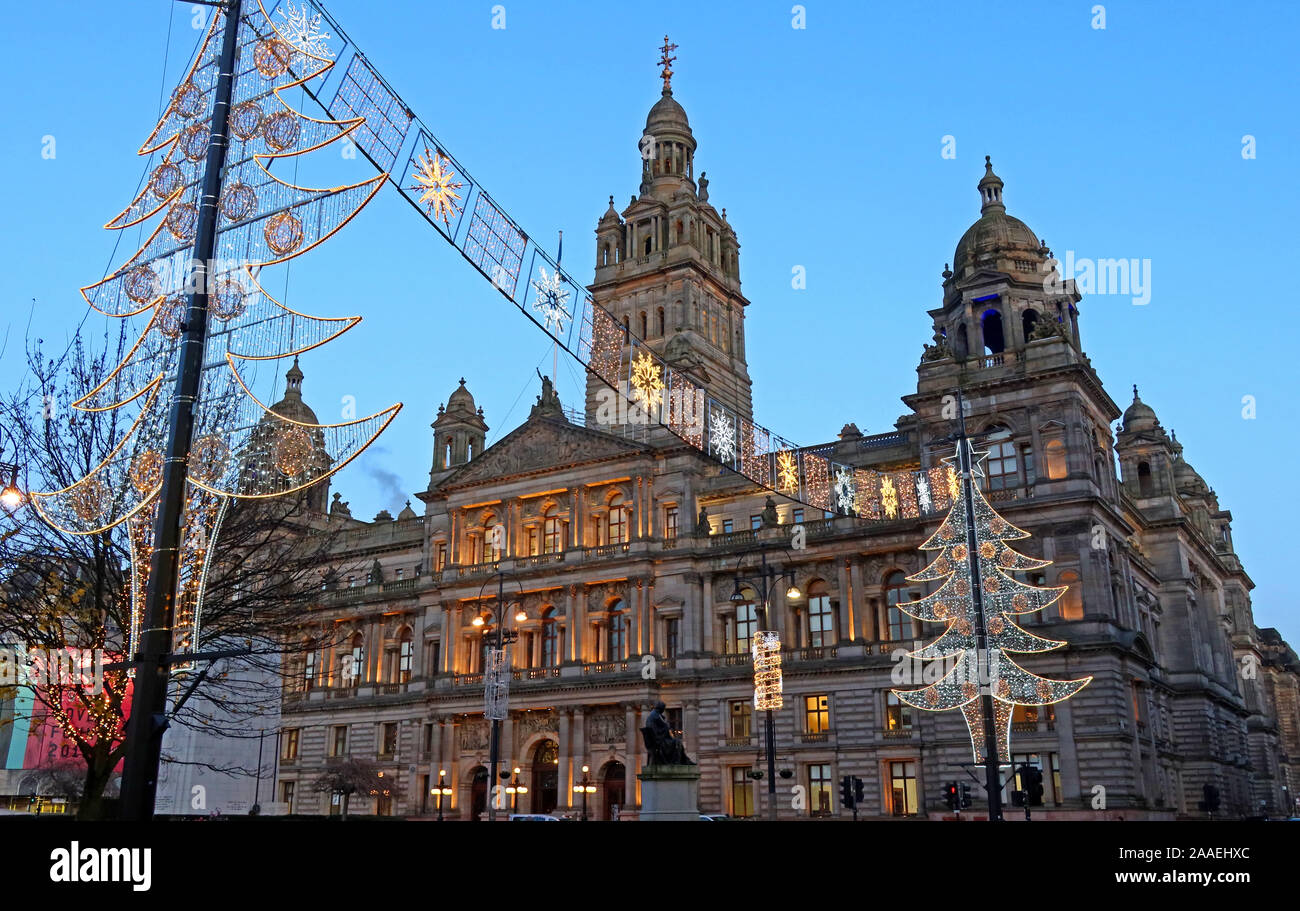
[641,701,693,766]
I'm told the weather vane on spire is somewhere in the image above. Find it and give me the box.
[659,35,678,93]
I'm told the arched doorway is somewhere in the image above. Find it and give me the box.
[469,766,488,821]
[602,761,626,820]
[530,740,559,814]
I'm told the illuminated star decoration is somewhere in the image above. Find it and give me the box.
[776,450,798,494]
[630,351,664,411]
[881,475,899,519]
[709,409,736,461]
[410,148,464,228]
[278,0,334,59]
[917,473,932,513]
[530,266,571,333]
[833,467,855,513]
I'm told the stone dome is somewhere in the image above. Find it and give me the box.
[446,377,476,413]
[1122,386,1159,434]
[645,90,692,138]
[952,157,1042,277]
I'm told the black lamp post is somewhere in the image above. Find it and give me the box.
[572,764,596,821]
[476,568,525,822]
[729,546,801,821]
[505,766,528,813]
[435,768,451,821]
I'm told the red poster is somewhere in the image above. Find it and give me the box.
[23,674,133,773]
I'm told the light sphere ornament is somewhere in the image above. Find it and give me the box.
[220,180,257,222]
[164,201,198,241]
[181,123,210,162]
[210,278,248,321]
[229,101,264,140]
[254,38,293,77]
[124,265,160,304]
[273,426,314,477]
[189,434,230,484]
[150,162,184,200]
[264,211,304,256]
[129,449,164,496]
[68,477,107,523]
[980,541,997,559]
[171,81,204,119]
[262,111,301,152]
[155,295,185,339]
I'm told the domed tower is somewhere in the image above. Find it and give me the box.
[588,37,753,422]
[429,378,488,484]
[925,157,1082,364]
[240,357,332,513]
[1115,386,1177,501]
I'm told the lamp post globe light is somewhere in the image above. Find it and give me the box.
[477,567,525,822]
[728,529,800,821]
[572,764,596,821]
[434,768,452,822]
[0,425,24,512]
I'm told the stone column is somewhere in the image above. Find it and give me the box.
[624,703,639,809]
[837,559,854,643]
[574,706,587,775]
[701,575,714,653]
[558,710,572,808]
[440,604,453,673]
[629,580,643,658]
[683,573,701,653]
[852,562,875,641]
[643,578,655,655]
[684,701,699,762]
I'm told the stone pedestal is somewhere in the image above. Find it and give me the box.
[637,764,700,821]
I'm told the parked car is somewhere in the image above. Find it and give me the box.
[700,814,732,821]
[508,813,562,821]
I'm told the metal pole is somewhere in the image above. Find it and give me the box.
[487,571,504,821]
[253,729,264,812]
[956,390,1003,822]
[120,0,243,822]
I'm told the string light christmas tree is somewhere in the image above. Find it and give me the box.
[32,0,398,667]
[891,439,1091,765]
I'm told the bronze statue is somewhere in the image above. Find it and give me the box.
[642,701,693,766]
[695,506,710,536]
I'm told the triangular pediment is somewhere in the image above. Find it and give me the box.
[437,417,649,489]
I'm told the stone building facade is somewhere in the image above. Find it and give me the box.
[274,74,1298,821]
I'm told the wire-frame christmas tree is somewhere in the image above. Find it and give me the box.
[890,437,1091,807]
[28,0,398,818]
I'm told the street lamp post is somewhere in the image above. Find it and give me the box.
[572,764,596,821]
[435,768,451,821]
[0,425,24,512]
[505,766,528,814]
[476,568,525,822]
[729,542,801,821]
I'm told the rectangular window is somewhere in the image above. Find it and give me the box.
[1022,445,1035,484]
[885,693,912,731]
[331,725,348,757]
[722,519,734,534]
[664,506,678,540]
[527,528,539,556]
[750,515,762,531]
[804,694,830,734]
[731,767,755,818]
[423,723,435,754]
[303,650,316,691]
[435,543,448,572]
[420,774,430,814]
[381,722,398,757]
[426,640,441,676]
[664,617,680,659]
[281,728,300,760]
[280,781,295,813]
[889,761,918,816]
[809,763,833,816]
[729,700,753,739]
[398,639,413,682]
[792,508,804,524]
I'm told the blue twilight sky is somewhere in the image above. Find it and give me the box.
[1,1,1297,642]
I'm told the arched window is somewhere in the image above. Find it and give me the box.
[608,493,629,544]
[983,425,1019,491]
[1022,308,1040,340]
[1044,439,1068,480]
[302,643,316,691]
[541,607,559,667]
[644,236,652,256]
[607,602,626,660]
[444,441,453,469]
[806,580,834,647]
[482,513,500,562]
[981,308,1005,355]
[639,311,648,339]
[884,571,914,641]
[1057,570,1083,620]
[542,505,561,554]
[397,628,413,683]
[1137,461,1154,497]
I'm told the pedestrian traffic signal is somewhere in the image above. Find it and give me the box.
[840,775,855,809]
[853,777,865,804]
[959,782,971,809]
[943,781,959,811]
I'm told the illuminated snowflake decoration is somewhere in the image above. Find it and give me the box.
[917,474,932,513]
[530,266,571,333]
[881,475,899,519]
[833,468,856,513]
[277,1,334,59]
[709,409,736,461]
[630,351,664,411]
[776,450,798,494]
[410,148,464,227]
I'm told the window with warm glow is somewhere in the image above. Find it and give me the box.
[282,728,300,760]
[885,692,912,731]
[809,763,833,815]
[806,580,834,647]
[731,767,755,818]
[398,633,413,683]
[664,505,678,540]
[804,694,830,733]
[889,761,918,816]
[729,700,752,739]
[609,495,628,544]
[331,725,348,757]
[1057,570,1083,620]
[542,506,561,554]
[1044,439,1068,480]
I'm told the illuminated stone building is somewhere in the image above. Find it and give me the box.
[273,70,1297,821]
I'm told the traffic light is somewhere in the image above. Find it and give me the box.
[943,781,959,811]
[1023,766,1044,806]
[853,777,865,805]
[959,782,971,809]
[1201,783,1220,813]
[840,775,855,809]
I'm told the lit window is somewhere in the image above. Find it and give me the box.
[983,425,1018,490]
[281,729,300,760]
[1057,570,1083,620]
[398,632,413,683]
[664,506,678,540]
[1044,439,1068,480]
[729,700,752,739]
[609,495,628,544]
[885,692,912,731]
[806,580,834,647]
[731,767,755,818]
[890,761,919,816]
[805,694,830,734]
[808,763,833,816]
[543,506,561,554]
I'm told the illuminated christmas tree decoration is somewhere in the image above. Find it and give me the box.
[262,110,302,152]
[264,210,305,256]
[891,440,1091,762]
[181,123,210,161]
[172,82,205,119]
[164,201,198,241]
[752,631,784,710]
[220,180,257,222]
[150,163,183,200]
[834,468,856,513]
[410,147,464,227]
[776,450,798,494]
[254,37,294,78]
[630,350,664,411]
[530,266,571,333]
[709,408,736,461]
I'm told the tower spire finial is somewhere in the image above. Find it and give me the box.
[659,35,679,94]
[978,155,1005,214]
